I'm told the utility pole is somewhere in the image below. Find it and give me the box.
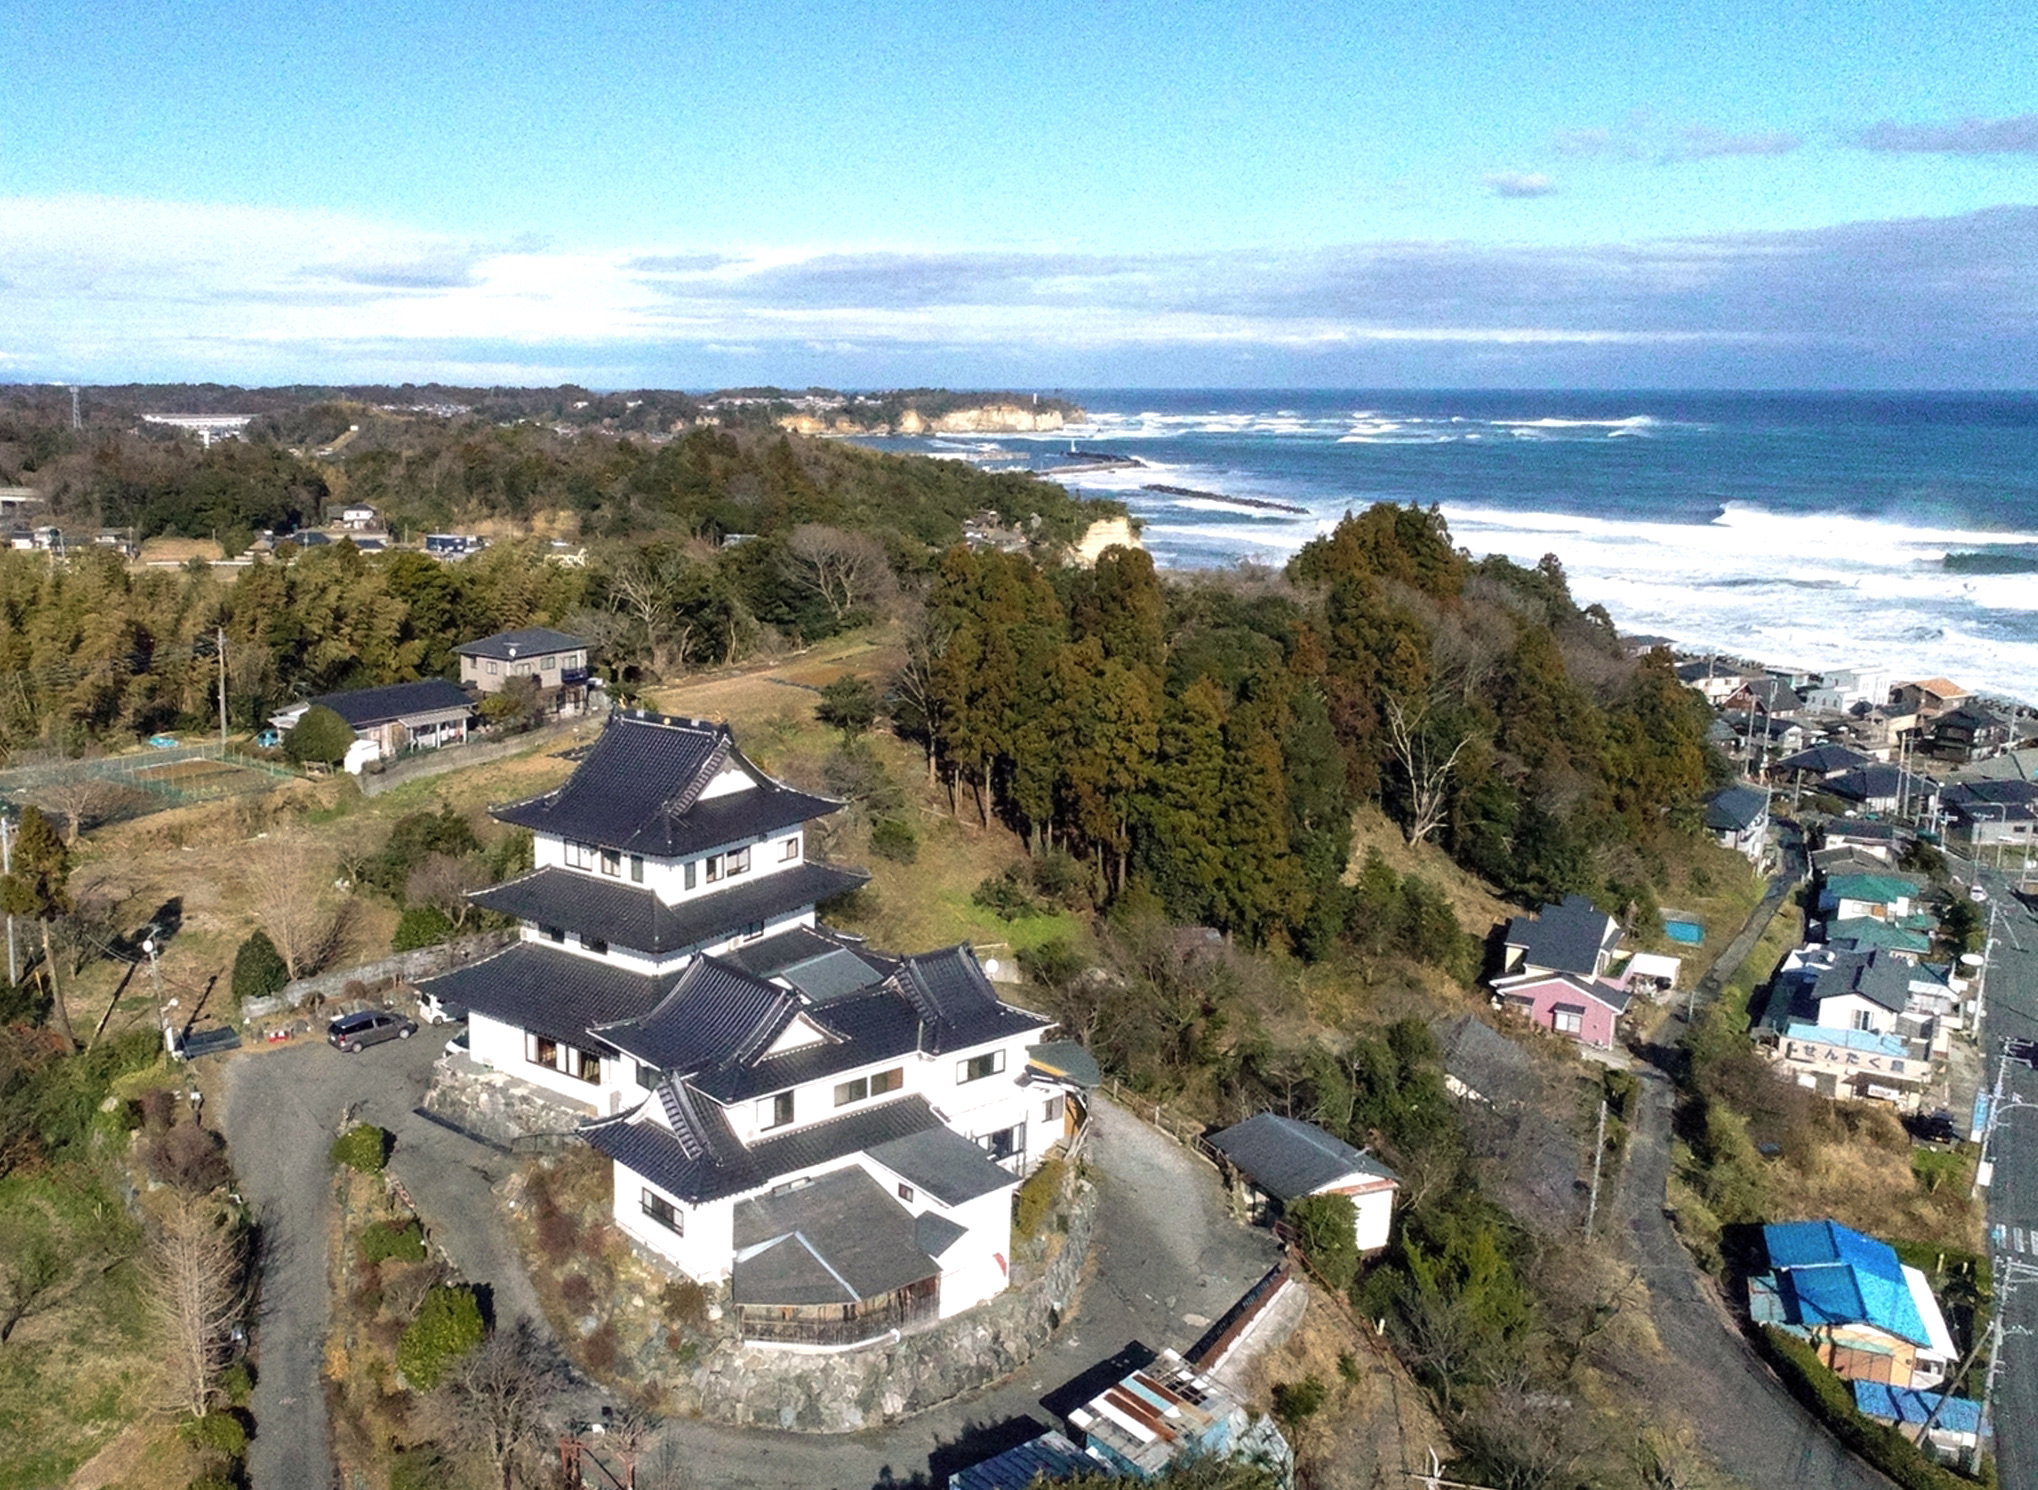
[216,626,228,748]
[69,386,80,431]
[1977,1256,2038,1473]
[1584,1097,1608,1240]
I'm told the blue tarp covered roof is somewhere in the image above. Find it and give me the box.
[1761,1220,1931,1347]
[1852,1382,1982,1437]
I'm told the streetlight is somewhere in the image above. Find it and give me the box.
[142,935,176,1060]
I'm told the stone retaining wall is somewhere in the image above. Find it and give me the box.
[420,1053,591,1152]
[657,1169,1099,1432]
[242,930,516,1019]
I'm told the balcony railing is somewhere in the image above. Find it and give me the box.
[736,1281,939,1347]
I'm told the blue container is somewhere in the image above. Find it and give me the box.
[1664,920,1705,945]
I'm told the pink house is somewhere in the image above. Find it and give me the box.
[1491,971,1630,1049]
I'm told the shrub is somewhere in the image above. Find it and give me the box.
[1286,1193,1360,1293]
[815,674,879,739]
[147,1123,233,1194]
[534,1200,580,1263]
[560,1272,596,1313]
[1013,1156,1068,1241]
[389,1447,453,1490]
[660,1277,709,1330]
[1031,848,1094,910]
[582,1318,621,1374]
[177,1412,249,1459]
[1603,1068,1641,1123]
[1017,937,1085,990]
[360,1219,429,1265]
[230,930,289,1008]
[1271,1375,1328,1426]
[330,1123,390,1174]
[971,868,1038,919]
[139,1086,178,1133]
[218,1360,254,1407]
[396,1285,485,1389]
[868,817,919,863]
[392,905,456,952]
[822,742,903,815]
[284,705,355,767]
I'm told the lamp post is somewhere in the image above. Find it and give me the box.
[143,935,175,1059]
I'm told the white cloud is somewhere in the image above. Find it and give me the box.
[1484,172,1560,198]
[0,193,2032,387]
[1851,114,2038,154]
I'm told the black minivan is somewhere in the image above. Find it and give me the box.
[327,1009,419,1053]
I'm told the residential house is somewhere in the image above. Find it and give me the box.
[1725,677,1807,717]
[454,626,594,715]
[1823,763,1936,817]
[270,679,473,770]
[338,502,380,530]
[1928,703,2014,764]
[1618,951,1682,997]
[1206,1113,1400,1252]
[1721,710,1807,761]
[1810,845,1901,878]
[1941,779,2038,848]
[1773,742,1876,781]
[1748,1220,1958,1389]
[1674,659,1750,707]
[1704,784,1770,863]
[950,1432,1103,1490]
[1818,819,1910,860]
[1817,873,1923,925]
[1490,970,1631,1049]
[1803,667,1892,714]
[1773,945,1917,1034]
[1822,918,1932,955]
[425,533,485,558]
[1851,1383,1983,1464]
[1892,678,1969,720]
[1500,893,1623,980]
[418,711,1062,1346]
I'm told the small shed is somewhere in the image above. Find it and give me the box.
[1206,1113,1399,1252]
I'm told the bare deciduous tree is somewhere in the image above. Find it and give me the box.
[781,525,893,622]
[146,1195,245,1417]
[886,606,952,785]
[1385,694,1472,846]
[36,775,134,845]
[438,1317,557,1490]
[252,835,343,980]
[407,853,491,931]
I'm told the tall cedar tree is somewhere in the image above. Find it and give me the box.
[1,807,75,1046]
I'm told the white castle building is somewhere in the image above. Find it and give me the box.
[422,710,1079,1346]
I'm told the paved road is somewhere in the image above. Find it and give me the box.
[222,1033,1279,1490]
[1969,861,2038,1487]
[1615,1066,1895,1490]
[222,1027,450,1490]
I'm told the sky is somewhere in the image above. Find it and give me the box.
[2,0,2034,389]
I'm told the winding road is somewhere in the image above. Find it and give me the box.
[221,1033,1277,1490]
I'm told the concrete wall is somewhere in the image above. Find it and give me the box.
[241,929,517,1018]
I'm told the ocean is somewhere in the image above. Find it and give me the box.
[865,390,2038,704]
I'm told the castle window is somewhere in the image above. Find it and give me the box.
[957,1050,1005,1083]
[781,836,800,861]
[870,1067,903,1095]
[641,1190,681,1233]
[758,1091,794,1130]
[629,855,644,883]
[600,848,621,877]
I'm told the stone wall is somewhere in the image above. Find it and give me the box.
[241,930,516,1019]
[656,1169,1099,1432]
[420,1053,591,1152]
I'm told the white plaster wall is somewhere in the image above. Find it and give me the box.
[531,827,808,909]
[1351,1187,1396,1252]
[1814,993,1899,1034]
[466,1011,609,1109]
[612,1173,736,1283]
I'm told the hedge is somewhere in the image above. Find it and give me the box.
[1755,1326,1993,1490]
[360,1218,429,1265]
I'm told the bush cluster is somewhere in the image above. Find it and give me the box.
[359,1218,428,1266]
[330,1123,390,1174]
[396,1284,484,1389]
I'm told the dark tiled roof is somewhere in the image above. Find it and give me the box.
[1808,948,1914,1014]
[891,945,1051,1054]
[864,1127,1019,1205]
[453,626,587,661]
[313,678,472,728]
[1943,779,2038,808]
[592,957,801,1075]
[1705,785,1769,833]
[915,1210,969,1258]
[1775,743,1875,775]
[950,1433,1101,1490]
[1206,1113,1398,1203]
[731,1167,939,1306]
[585,1094,944,1204]
[687,989,922,1104]
[1826,764,1935,802]
[1503,894,1619,978]
[415,942,670,1047]
[468,861,869,954]
[491,710,843,856]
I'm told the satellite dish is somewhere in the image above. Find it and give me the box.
[1960,953,1985,967]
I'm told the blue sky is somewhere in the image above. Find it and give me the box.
[2,0,2034,387]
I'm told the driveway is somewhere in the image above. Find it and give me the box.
[223,1034,1279,1490]
[221,1027,451,1490]
[1614,1066,1894,1490]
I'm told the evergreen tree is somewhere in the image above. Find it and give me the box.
[230,930,288,1007]
[285,704,356,767]
[1137,677,1230,925]
[0,807,75,1046]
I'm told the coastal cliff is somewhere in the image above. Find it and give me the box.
[777,393,1079,437]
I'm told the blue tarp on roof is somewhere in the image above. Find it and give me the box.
[1761,1220,1931,1347]
[1852,1382,1982,1437]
